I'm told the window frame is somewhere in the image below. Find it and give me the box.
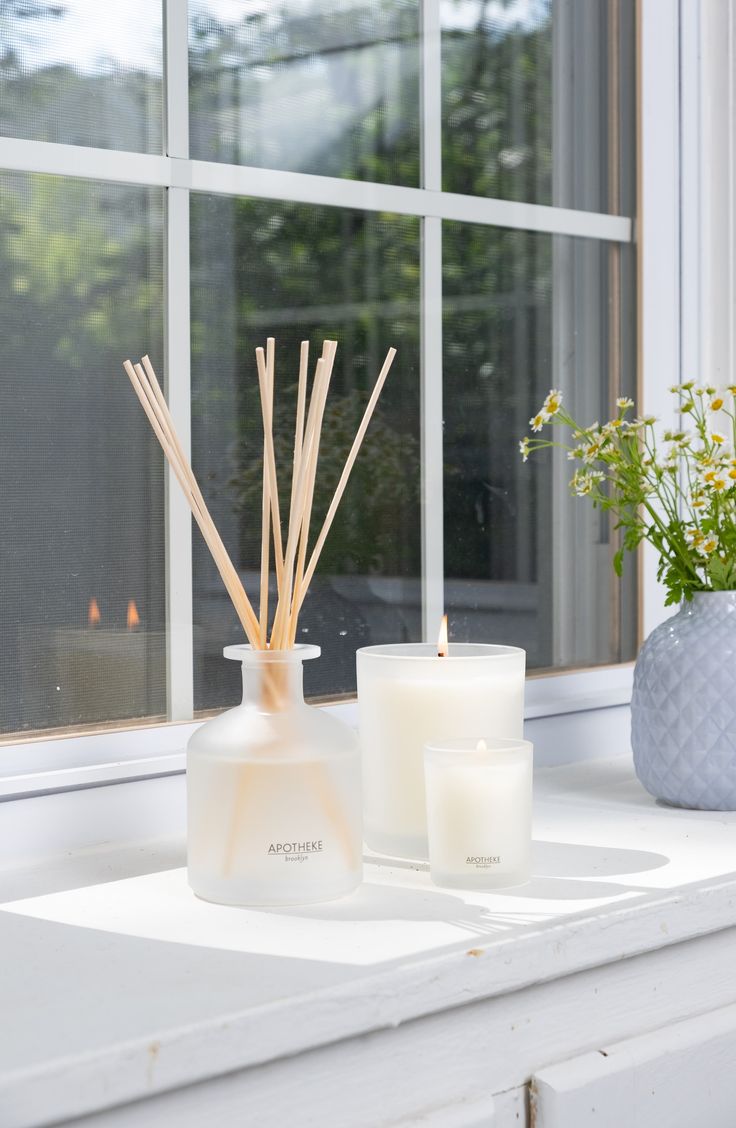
[0,0,669,801]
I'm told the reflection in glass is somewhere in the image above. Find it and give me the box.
[0,174,165,733]
[189,1,420,186]
[442,0,636,215]
[190,196,420,707]
[442,221,637,669]
[0,0,163,152]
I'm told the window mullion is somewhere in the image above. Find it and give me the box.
[421,0,442,192]
[638,0,681,641]
[164,0,194,720]
[420,0,444,641]
[164,0,190,160]
[420,215,444,641]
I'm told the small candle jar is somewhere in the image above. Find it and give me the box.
[424,737,533,890]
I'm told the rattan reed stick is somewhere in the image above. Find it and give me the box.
[270,358,325,650]
[257,355,272,647]
[287,340,337,646]
[299,346,397,603]
[123,359,260,644]
[256,341,284,597]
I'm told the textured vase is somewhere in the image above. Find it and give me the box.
[631,591,736,809]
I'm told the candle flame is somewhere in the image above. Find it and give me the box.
[476,739,488,754]
[437,614,449,657]
[126,599,140,631]
[88,597,101,627]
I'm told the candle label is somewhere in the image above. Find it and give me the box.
[466,855,502,868]
[268,840,324,864]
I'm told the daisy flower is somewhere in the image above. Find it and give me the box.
[570,470,604,496]
[543,389,563,416]
[582,435,605,464]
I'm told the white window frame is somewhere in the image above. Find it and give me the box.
[0,0,680,806]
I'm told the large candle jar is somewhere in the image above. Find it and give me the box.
[424,737,533,890]
[357,643,525,859]
[187,644,362,906]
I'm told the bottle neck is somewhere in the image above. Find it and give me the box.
[241,659,305,713]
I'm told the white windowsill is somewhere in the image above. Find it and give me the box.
[2,753,736,1128]
[0,664,633,801]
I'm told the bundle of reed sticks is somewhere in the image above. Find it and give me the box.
[123,339,396,652]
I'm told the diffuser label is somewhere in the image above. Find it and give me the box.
[466,855,501,868]
[268,841,324,864]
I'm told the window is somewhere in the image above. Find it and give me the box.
[0,0,636,739]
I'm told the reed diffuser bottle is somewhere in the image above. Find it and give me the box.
[122,336,396,907]
[188,645,362,906]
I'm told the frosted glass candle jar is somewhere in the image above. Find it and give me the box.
[187,645,363,907]
[356,643,525,858]
[425,737,533,890]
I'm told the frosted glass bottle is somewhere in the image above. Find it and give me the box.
[187,644,363,906]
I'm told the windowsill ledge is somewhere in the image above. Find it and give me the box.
[2,753,736,1127]
[0,664,634,801]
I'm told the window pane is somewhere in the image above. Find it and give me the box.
[0,174,165,733]
[0,0,163,152]
[443,221,637,669]
[189,1,420,186]
[191,196,420,708]
[442,0,636,215]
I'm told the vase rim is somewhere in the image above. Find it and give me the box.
[223,643,321,664]
[688,590,736,603]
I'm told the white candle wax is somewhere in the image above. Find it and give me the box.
[425,737,533,890]
[356,643,525,859]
